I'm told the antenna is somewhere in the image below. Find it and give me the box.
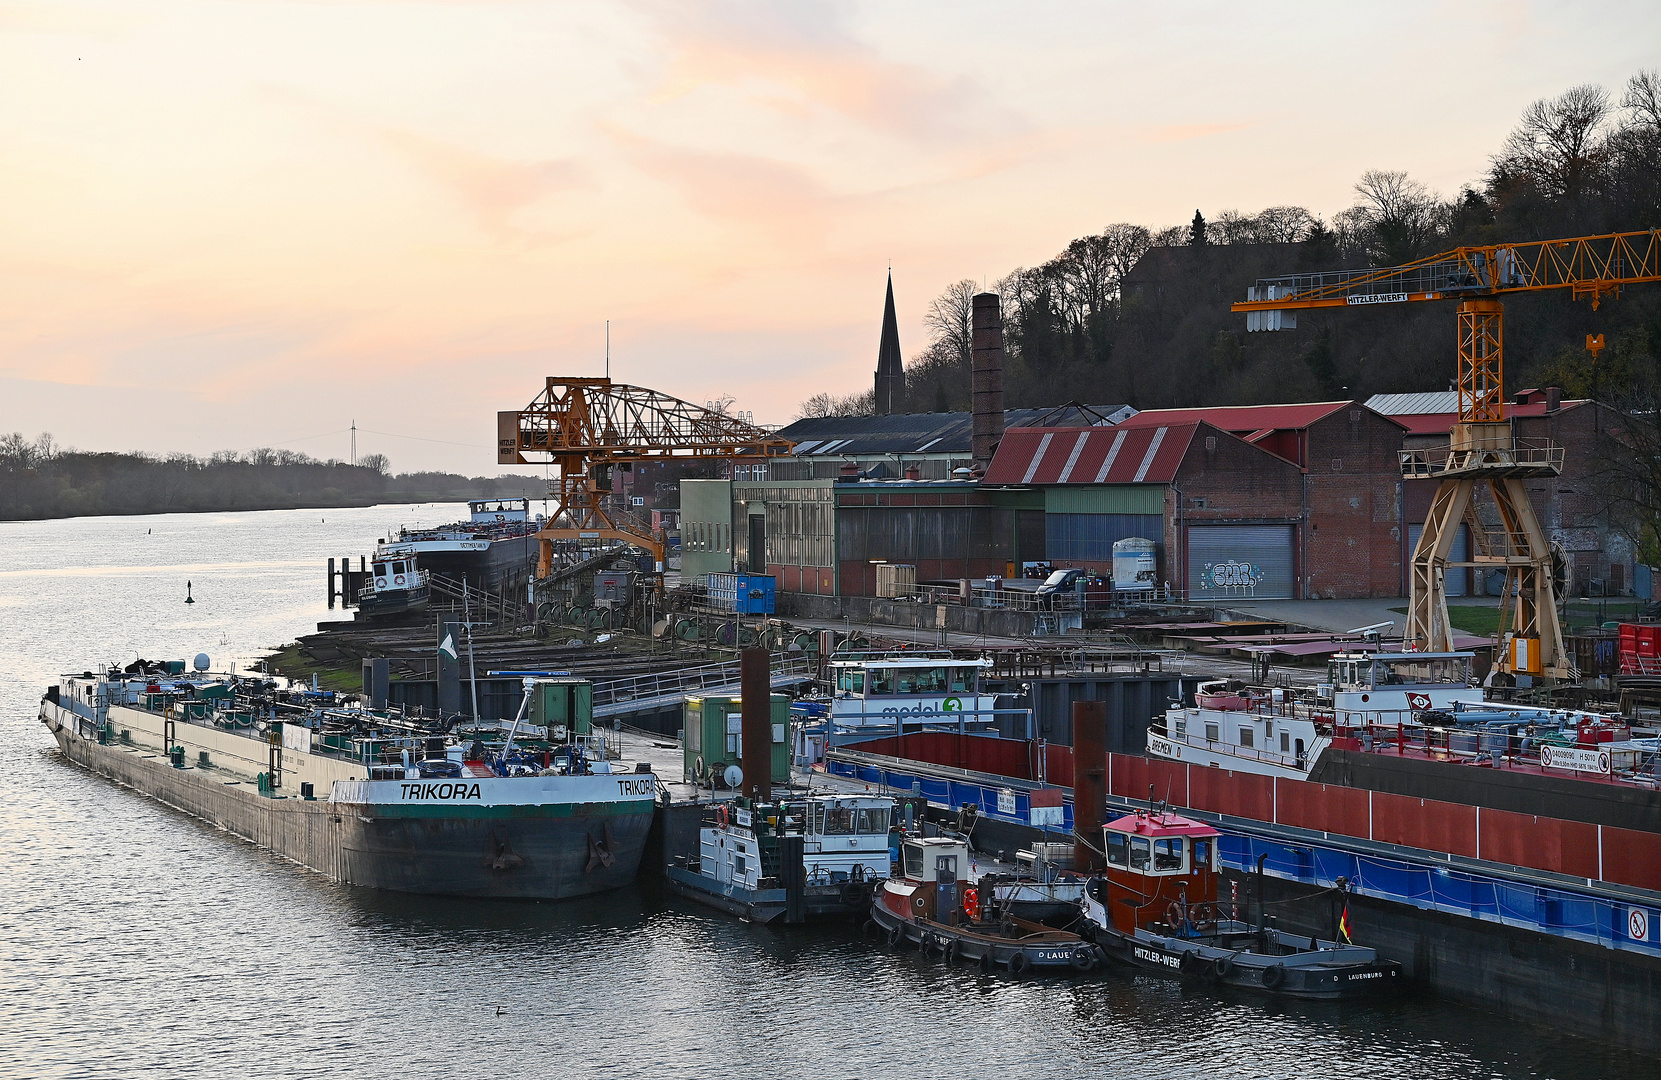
[350,419,356,466]
[605,320,610,381]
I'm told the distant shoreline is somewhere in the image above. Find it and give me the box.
[0,491,535,524]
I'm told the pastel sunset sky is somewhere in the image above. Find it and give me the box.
[3,1,1657,473]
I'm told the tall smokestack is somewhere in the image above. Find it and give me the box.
[971,292,1005,466]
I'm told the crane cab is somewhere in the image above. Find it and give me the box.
[1098,811,1219,935]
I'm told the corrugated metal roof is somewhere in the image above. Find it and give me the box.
[1365,391,1458,415]
[1116,401,1390,431]
[776,404,1131,456]
[982,424,1198,485]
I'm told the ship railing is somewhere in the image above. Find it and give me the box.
[1161,730,1316,771]
[590,654,814,708]
[1328,718,1661,782]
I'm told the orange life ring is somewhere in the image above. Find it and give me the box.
[394,574,406,585]
[716,805,729,827]
[963,887,980,920]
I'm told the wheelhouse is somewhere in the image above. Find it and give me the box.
[826,652,993,736]
[1100,811,1220,934]
[1325,651,1475,716]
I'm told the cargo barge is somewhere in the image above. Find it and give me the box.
[39,660,656,899]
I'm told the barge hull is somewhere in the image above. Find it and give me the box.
[46,709,649,900]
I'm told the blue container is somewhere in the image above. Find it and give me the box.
[707,572,776,614]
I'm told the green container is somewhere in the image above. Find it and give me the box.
[529,679,594,735]
[683,694,789,785]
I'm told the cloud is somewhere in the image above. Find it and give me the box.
[377,129,589,235]
[631,0,1014,142]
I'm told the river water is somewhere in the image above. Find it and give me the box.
[0,504,1651,1080]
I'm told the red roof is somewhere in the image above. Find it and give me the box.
[1105,811,1219,838]
[1115,401,1384,433]
[1394,399,1588,436]
[981,423,1198,485]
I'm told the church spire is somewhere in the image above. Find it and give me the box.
[874,271,904,415]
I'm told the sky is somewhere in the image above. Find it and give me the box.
[2,1,1658,475]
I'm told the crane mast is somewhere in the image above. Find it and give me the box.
[1235,229,1661,681]
[498,377,793,579]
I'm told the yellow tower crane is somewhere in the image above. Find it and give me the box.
[498,378,794,579]
[1234,229,1661,680]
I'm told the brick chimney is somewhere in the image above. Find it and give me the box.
[971,292,1005,466]
[1546,386,1562,413]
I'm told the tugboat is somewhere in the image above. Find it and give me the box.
[356,551,431,618]
[666,793,894,923]
[1079,808,1401,997]
[870,835,1103,974]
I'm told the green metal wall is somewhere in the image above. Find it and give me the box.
[680,479,733,581]
[1043,485,1163,515]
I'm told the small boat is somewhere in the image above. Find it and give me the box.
[356,551,431,618]
[665,793,893,923]
[869,835,1103,974]
[1079,808,1402,998]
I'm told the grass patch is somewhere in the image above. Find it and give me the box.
[1389,605,1501,638]
[259,643,364,693]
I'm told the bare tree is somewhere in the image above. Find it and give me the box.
[1493,83,1612,201]
[923,279,978,371]
[1349,170,1446,264]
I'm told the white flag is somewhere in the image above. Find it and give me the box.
[439,633,458,660]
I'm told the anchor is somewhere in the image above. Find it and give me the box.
[485,830,523,872]
[584,822,615,873]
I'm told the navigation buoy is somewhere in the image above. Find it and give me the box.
[185,580,195,604]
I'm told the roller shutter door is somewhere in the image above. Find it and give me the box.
[1187,525,1296,600]
[1407,523,1469,597]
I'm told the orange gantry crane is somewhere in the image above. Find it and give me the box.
[498,378,793,578]
[1235,229,1661,680]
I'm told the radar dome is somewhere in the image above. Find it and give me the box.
[193,653,211,672]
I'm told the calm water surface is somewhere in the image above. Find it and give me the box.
[0,505,1651,1079]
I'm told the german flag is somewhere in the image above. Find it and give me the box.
[1339,901,1352,943]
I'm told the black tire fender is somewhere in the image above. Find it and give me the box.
[886,922,903,948]
[1262,962,1286,990]
[1070,946,1095,972]
[1008,951,1031,975]
[1213,954,1235,981]
[943,939,960,965]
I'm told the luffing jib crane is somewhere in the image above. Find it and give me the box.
[1235,229,1661,680]
[498,378,794,578]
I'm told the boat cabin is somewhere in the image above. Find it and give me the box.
[1324,651,1474,717]
[368,554,423,595]
[469,498,530,524]
[700,794,894,893]
[1098,811,1219,935]
[827,652,992,735]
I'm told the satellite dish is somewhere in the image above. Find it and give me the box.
[193,653,211,672]
[722,764,744,790]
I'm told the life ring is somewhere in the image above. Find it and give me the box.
[692,756,704,784]
[394,574,406,585]
[1262,962,1286,990]
[1166,902,1185,928]
[1007,951,1031,975]
[962,887,980,921]
[1212,954,1235,980]
[886,922,903,948]
[1070,946,1096,973]
[375,578,387,589]
[715,804,729,827]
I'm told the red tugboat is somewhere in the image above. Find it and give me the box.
[870,836,1102,975]
[1080,810,1402,998]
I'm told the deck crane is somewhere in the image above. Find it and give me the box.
[1234,229,1661,680]
[498,378,794,580]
